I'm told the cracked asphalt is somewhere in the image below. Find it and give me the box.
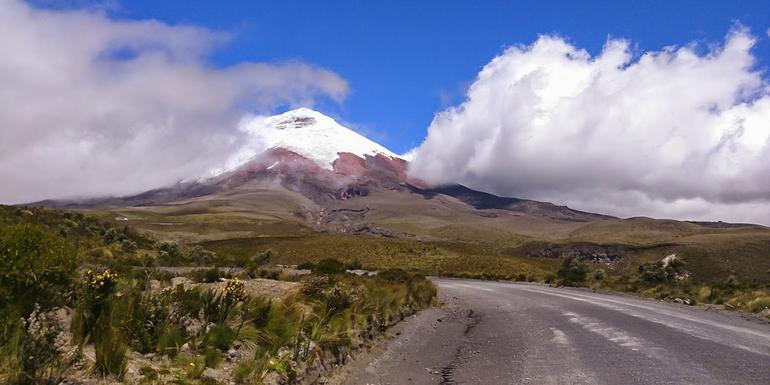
[339,278,770,385]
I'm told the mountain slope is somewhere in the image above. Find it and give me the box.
[29,108,770,286]
[37,108,609,226]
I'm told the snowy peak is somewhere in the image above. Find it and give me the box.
[217,108,399,175]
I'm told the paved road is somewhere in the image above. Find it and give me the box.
[341,278,770,385]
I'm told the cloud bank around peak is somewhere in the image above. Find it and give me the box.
[409,28,770,224]
[0,0,348,203]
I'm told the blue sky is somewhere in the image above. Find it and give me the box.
[47,0,770,154]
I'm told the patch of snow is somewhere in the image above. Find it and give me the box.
[213,108,399,175]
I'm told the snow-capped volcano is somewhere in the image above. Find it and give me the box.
[35,106,612,224]
[215,108,399,175]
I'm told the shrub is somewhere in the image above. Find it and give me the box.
[2,305,71,385]
[178,353,205,380]
[120,239,138,253]
[296,261,315,270]
[312,258,346,275]
[138,365,158,383]
[93,324,128,379]
[747,296,770,313]
[233,360,256,384]
[592,269,606,282]
[118,288,183,354]
[189,268,231,283]
[724,274,740,289]
[223,278,246,315]
[71,270,126,378]
[156,327,186,358]
[0,224,77,315]
[638,262,666,283]
[638,257,687,284]
[254,249,272,267]
[156,240,182,263]
[345,259,363,270]
[557,256,587,286]
[102,228,128,244]
[205,324,236,351]
[203,347,221,368]
[301,276,332,298]
[72,269,119,345]
[697,286,713,303]
[320,286,355,316]
[189,246,217,266]
[378,268,419,283]
[257,269,280,280]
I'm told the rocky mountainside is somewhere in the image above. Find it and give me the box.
[30,109,770,287]
[36,108,612,233]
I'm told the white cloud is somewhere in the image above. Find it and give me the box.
[0,0,348,203]
[409,29,770,224]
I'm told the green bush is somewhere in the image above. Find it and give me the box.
[746,296,770,312]
[205,324,236,351]
[257,269,280,280]
[724,274,740,289]
[345,259,363,270]
[378,268,420,283]
[119,288,181,354]
[70,269,126,378]
[189,268,231,283]
[93,324,127,379]
[638,257,686,284]
[557,256,587,286]
[189,246,217,266]
[638,262,665,283]
[0,224,77,315]
[120,239,138,253]
[72,270,119,345]
[156,240,182,263]
[296,261,315,270]
[102,228,128,244]
[156,327,186,358]
[233,360,256,383]
[203,347,221,368]
[178,353,205,380]
[312,258,346,275]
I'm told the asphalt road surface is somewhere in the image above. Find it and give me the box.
[340,278,770,385]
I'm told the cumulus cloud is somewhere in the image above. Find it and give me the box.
[0,0,348,203]
[409,29,770,224]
